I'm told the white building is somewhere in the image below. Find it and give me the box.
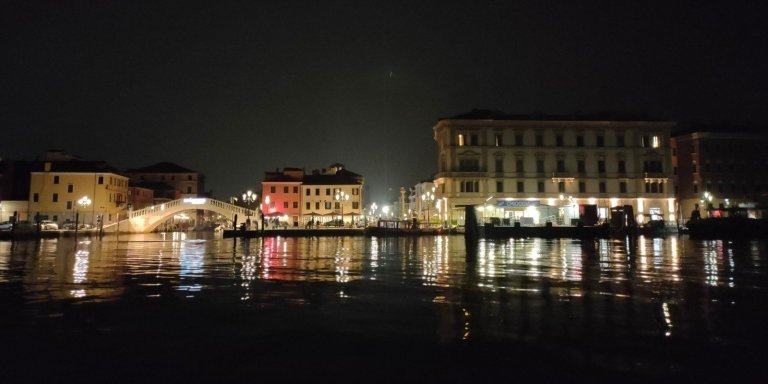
[432,111,676,227]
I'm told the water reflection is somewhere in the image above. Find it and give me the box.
[0,233,767,376]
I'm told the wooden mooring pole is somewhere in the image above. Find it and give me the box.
[464,205,479,262]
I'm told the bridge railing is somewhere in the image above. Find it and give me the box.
[128,198,256,219]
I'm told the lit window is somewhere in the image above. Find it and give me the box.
[652,136,660,148]
[458,134,465,146]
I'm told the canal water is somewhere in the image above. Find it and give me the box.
[1,233,766,382]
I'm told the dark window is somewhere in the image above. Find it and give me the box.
[599,182,606,193]
[98,176,104,184]
[617,135,625,147]
[326,188,330,195]
[576,136,584,147]
[619,182,627,193]
[495,159,503,172]
[33,193,39,203]
[188,175,192,180]
[270,186,276,193]
[618,160,626,173]
[187,187,192,193]
[517,181,524,193]
[293,186,299,193]
[577,160,586,173]
[67,184,73,193]
[459,159,480,171]
[352,202,359,209]
[315,202,320,210]
[556,135,563,146]
[52,193,58,203]
[325,202,332,209]
[283,202,288,209]
[558,182,565,193]
[496,181,503,193]
[516,159,524,173]
[557,160,565,172]
[53,175,59,184]
[693,184,698,193]
[334,202,340,209]
[515,134,523,146]
[315,188,320,196]
[293,202,298,209]
[352,188,359,195]
[535,135,543,146]
[470,134,478,146]
[596,135,604,147]
[67,201,72,210]
[306,202,310,209]
[283,186,289,193]
[306,189,310,196]
[537,181,545,193]
[598,160,605,173]
[536,160,544,173]
[495,135,503,147]
[578,182,586,193]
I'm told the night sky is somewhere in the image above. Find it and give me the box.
[2,1,766,203]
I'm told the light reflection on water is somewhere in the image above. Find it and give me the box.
[1,233,767,379]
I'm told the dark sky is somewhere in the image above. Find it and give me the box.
[2,1,766,203]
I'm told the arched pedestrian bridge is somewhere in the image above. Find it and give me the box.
[103,198,258,233]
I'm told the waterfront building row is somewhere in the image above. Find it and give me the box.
[0,151,206,226]
[260,164,364,227]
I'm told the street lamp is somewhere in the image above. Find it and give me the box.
[335,190,349,226]
[77,196,91,230]
[421,189,435,227]
[242,190,257,228]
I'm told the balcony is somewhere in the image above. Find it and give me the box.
[551,172,575,183]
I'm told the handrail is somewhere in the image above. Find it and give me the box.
[128,198,256,219]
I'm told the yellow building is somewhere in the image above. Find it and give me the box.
[28,162,129,226]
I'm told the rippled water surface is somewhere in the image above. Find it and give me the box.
[1,233,767,382]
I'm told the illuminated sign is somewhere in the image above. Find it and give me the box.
[183,198,207,205]
[496,200,539,208]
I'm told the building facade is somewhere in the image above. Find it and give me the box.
[433,111,676,227]
[300,165,364,227]
[261,168,304,226]
[261,164,364,227]
[672,131,768,219]
[125,162,205,199]
[28,161,129,226]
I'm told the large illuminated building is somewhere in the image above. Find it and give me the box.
[672,131,768,219]
[432,110,676,226]
[28,160,129,226]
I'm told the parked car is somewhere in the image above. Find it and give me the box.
[61,222,93,230]
[40,220,59,230]
[0,221,13,231]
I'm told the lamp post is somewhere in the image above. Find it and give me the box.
[335,190,349,227]
[242,190,257,229]
[76,196,91,235]
[421,189,435,227]
[369,202,378,226]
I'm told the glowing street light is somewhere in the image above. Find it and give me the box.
[76,196,91,232]
[382,205,390,218]
[421,188,435,226]
[242,190,257,228]
[335,190,349,226]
